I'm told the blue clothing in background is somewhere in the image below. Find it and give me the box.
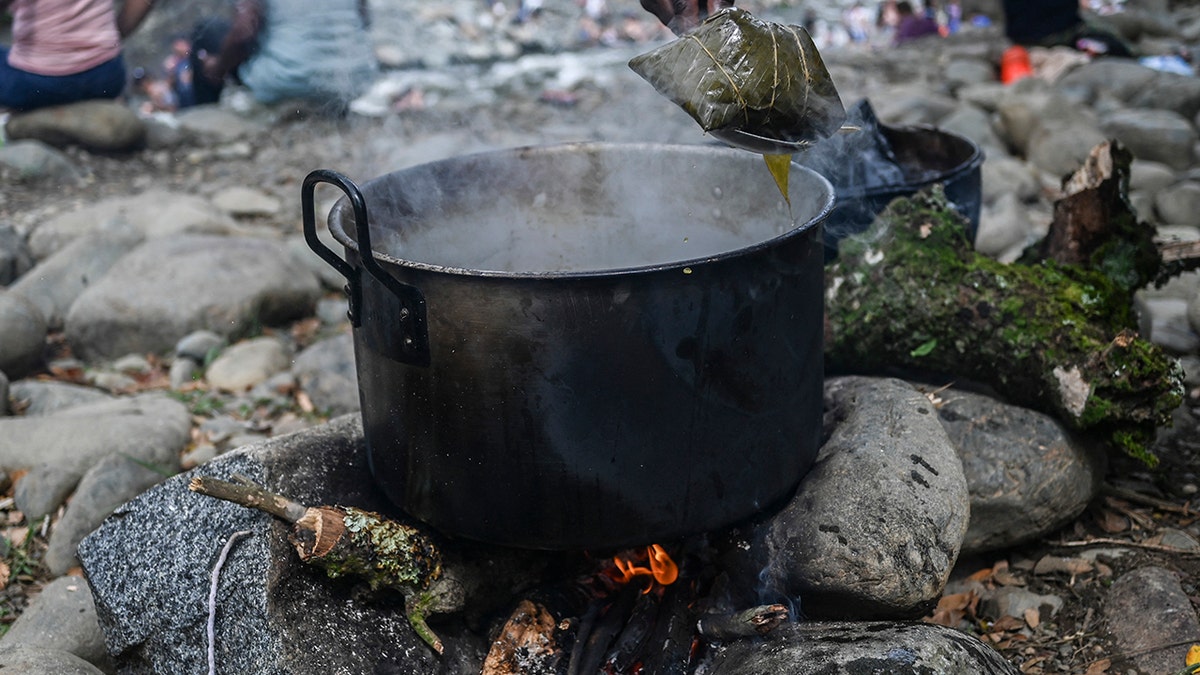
[0,47,126,110]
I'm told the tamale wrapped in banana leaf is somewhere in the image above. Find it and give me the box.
[629,7,846,153]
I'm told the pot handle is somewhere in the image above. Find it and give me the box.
[302,169,431,367]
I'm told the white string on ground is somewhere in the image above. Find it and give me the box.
[208,529,252,675]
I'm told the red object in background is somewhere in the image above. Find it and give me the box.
[1001,45,1033,84]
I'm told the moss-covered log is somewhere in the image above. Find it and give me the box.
[824,186,1184,465]
[189,475,448,653]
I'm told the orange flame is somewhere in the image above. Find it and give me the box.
[612,544,679,592]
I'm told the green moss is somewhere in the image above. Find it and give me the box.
[826,185,1184,466]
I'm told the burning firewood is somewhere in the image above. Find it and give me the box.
[188,475,451,654]
[825,140,1185,466]
[696,603,790,640]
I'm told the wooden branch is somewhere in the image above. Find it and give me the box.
[696,604,789,640]
[188,475,447,654]
[190,474,307,523]
[1102,483,1194,515]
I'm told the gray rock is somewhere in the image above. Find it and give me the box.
[0,646,105,674]
[168,358,200,390]
[0,394,190,516]
[937,388,1106,554]
[705,621,1018,675]
[976,192,1036,261]
[284,231,347,291]
[995,85,1071,156]
[8,226,144,330]
[1154,181,1200,226]
[0,223,35,286]
[212,186,281,217]
[78,415,449,674]
[0,291,47,378]
[980,153,1041,206]
[871,88,960,127]
[175,329,226,363]
[174,105,270,144]
[759,376,970,619]
[28,189,239,260]
[1129,70,1200,121]
[4,101,145,152]
[1105,566,1200,675]
[1025,118,1108,180]
[1101,108,1197,171]
[937,104,1005,154]
[292,332,360,415]
[1054,59,1160,105]
[1129,159,1179,193]
[14,463,80,522]
[980,586,1063,621]
[0,576,110,671]
[46,452,179,576]
[956,81,1009,113]
[0,370,7,416]
[315,297,350,325]
[64,234,321,361]
[1190,291,1200,339]
[1136,296,1200,353]
[0,140,82,185]
[942,59,998,93]
[6,380,113,417]
[205,336,292,393]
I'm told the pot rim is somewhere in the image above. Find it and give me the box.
[326,141,836,280]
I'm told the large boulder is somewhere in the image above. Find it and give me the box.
[64,234,321,361]
[4,101,145,152]
[754,377,970,619]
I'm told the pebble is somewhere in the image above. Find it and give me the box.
[175,329,227,363]
[211,186,282,218]
[0,646,105,674]
[0,223,35,286]
[291,332,359,415]
[1105,566,1200,675]
[0,140,82,186]
[5,380,113,417]
[0,292,46,378]
[0,576,110,670]
[205,336,292,393]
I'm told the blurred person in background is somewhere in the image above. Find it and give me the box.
[195,0,378,111]
[639,0,733,35]
[893,0,939,45]
[0,0,156,110]
[1000,0,1134,57]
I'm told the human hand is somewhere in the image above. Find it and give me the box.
[639,0,734,35]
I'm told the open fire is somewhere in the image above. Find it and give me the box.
[611,544,680,591]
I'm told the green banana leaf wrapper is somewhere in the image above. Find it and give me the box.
[629,7,846,151]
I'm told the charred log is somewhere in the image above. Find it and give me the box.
[696,604,789,640]
[824,176,1184,465]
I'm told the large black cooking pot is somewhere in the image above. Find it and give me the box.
[303,142,834,550]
